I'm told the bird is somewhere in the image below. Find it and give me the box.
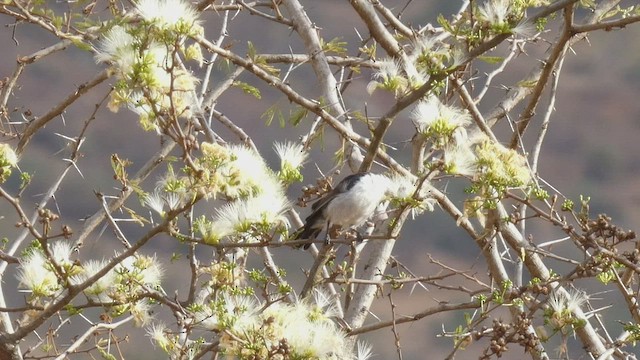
[295,172,395,248]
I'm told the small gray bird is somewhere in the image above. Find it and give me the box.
[295,172,394,248]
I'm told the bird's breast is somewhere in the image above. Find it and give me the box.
[324,184,386,227]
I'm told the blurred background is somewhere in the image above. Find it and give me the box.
[1,1,639,358]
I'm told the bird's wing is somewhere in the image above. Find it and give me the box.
[296,173,370,240]
[310,172,367,212]
[334,172,368,192]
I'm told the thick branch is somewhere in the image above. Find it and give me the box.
[282,0,345,118]
[350,0,403,57]
[492,204,610,358]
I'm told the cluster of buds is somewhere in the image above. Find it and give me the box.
[582,214,636,249]
[296,172,337,208]
[513,312,541,354]
[485,318,511,358]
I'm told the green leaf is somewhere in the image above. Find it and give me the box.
[289,106,308,126]
[52,15,64,30]
[253,56,281,75]
[437,14,455,34]
[233,81,262,99]
[478,56,505,64]
[123,206,149,226]
[98,349,117,360]
[579,0,596,10]
[516,79,538,88]
[20,172,31,190]
[321,37,348,56]
[71,38,93,52]
[359,43,376,59]
[247,41,257,60]
[110,154,132,183]
[261,104,283,127]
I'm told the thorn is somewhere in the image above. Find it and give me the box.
[53,132,77,143]
[62,158,84,179]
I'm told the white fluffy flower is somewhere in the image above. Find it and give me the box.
[96,23,199,117]
[411,96,471,140]
[412,34,438,55]
[199,213,234,243]
[0,143,18,167]
[144,189,184,216]
[199,293,364,359]
[16,251,59,297]
[547,287,588,329]
[221,293,261,330]
[410,97,439,132]
[131,300,154,327]
[94,26,136,70]
[356,341,374,360]
[367,58,407,95]
[374,59,402,81]
[146,322,176,354]
[478,0,511,25]
[116,254,163,287]
[388,172,435,216]
[136,0,200,30]
[223,144,281,198]
[144,190,167,216]
[310,289,341,320]
[274,141,307,171]
[246,192,291,227]
[192,304,219,330]
[514,19,539,37]
[194,293,261,332]
[548,288,587,314]
[212,192,291,241]
[443,144,478,177]
[50,241,75,268]
[73,259,117,303]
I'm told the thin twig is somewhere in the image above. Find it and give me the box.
[349,300,480,335]
[16,69,110,154]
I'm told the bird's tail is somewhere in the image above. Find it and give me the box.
[293,225,321,249]
[294,226,318,240]
[293,206,326,248]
